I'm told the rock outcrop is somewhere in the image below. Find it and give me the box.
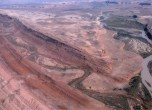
[0,14,111,110]
[0,12,143,109]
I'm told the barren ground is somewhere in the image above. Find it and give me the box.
[0,2,151,110]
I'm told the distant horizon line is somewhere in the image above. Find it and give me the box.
[0,0,108,5]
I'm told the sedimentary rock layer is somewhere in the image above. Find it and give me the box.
[0,12,143,109]
[0,14,111,110]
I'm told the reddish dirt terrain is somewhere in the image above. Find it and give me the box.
[0,14,112,110]
[0,3,144,109]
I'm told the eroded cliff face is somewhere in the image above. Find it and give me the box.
[148,61,152,74]
[0,13,143,110]
[147,20,152,34]
[0,14,112,110]
[144,24,152,40]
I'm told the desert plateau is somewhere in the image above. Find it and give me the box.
[0,0,152,110]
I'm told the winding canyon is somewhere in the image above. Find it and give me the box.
[141,25,152,98]
[0,12,143,109]
[0,2,151,109]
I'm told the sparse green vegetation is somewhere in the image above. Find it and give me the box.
[102,14,152,58]
[125,76,140,96]
[133,104,143,110]
[103,16,143,30]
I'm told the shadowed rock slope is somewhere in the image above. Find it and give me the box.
[0,14,111,110]
[0,13,143,110]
